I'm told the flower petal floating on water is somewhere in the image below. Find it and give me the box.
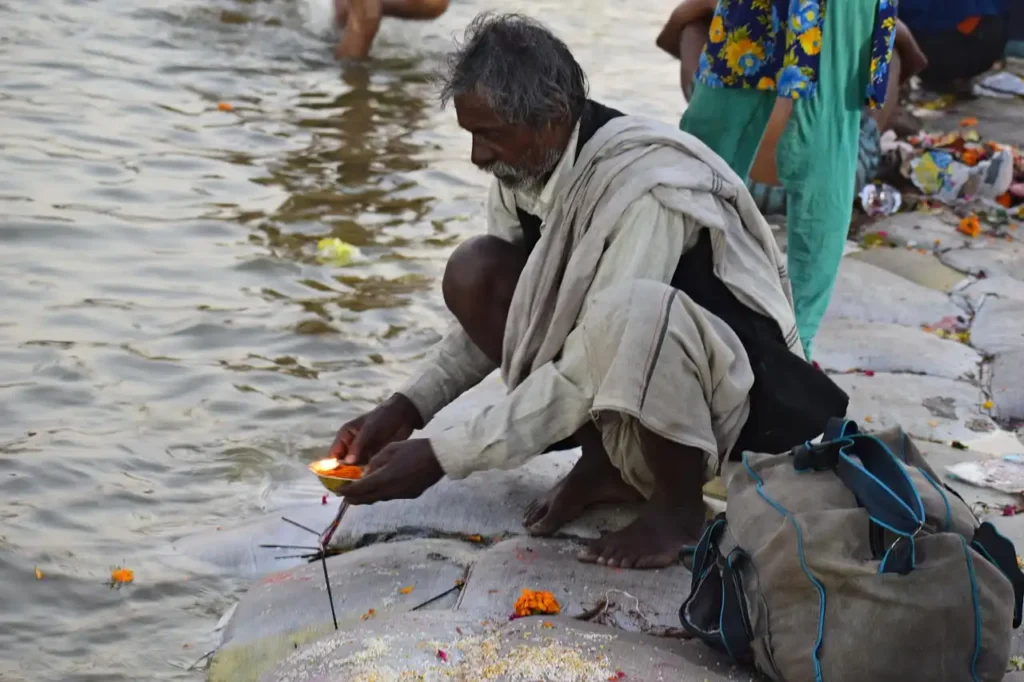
[399,585,414,595]
[217,102,233,112]
[316,238,361,267]
[960,117,978,128]
[513,589,561,618]
[437,649,449,663]
[34,567,44,580]
[360,608,376,621]
[983,400,994,410]
[110,567,134,585]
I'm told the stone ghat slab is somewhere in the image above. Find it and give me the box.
[991,350,1024,422]
[941,242,1024,282]
[824,258,964,328]
[257,611,752,682]
[849,247,967,293]
[456,537,691,634]
[833,372,996,443]
[970,297,1024,356]
[859,213,968,252]
[814,319,981,381]
[210,539,477,682]
[326,451,637,551]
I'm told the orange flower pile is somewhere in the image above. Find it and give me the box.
[997,193,1012,208]
[958,215,981,238]
[961,149,980,166]
[513,589,561,618]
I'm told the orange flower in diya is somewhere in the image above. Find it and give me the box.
[310,458,363,480]
[513,589,561,618]
[958,215,982,238]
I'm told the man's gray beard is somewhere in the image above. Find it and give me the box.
[487,147,563,194]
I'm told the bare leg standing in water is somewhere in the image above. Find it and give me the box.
[334,0,450,58]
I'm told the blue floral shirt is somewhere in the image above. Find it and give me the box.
[696,0,897,109]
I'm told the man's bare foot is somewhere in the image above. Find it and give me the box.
[579,499,705,569]
[523,446,641,537]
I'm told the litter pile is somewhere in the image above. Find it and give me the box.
[861,118,1023,240]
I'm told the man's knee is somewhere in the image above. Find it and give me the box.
[441,235,524,321]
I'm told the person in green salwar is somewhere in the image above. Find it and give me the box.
[658,0,899,357]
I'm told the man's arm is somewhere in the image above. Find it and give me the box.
[428,195,692,477]
[656,0,718,59]
[397,181,523,425]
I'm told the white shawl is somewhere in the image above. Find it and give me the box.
[501,115,803,389]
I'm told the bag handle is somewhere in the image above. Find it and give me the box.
[793,421,926,549]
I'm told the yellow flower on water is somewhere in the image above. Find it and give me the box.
[709,15,726,43]
[725,37,766,76]
[757,77,775,90]
[798,27,821,55]
[983,400,994,410]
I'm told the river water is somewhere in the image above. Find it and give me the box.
[0,0,681,679]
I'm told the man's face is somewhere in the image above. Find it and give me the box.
[453,92,566,192]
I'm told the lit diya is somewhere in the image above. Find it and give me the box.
[309,457,364,495]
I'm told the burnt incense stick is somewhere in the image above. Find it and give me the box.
[321,554,339,630]
[281,517,321,536]
[411,582,464,611]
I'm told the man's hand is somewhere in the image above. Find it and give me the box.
[330,393,424,465]
[341,439,444,505]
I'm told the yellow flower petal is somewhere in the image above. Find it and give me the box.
[983,400,994,410]
[35,567,44,580]
[399,585,415,594]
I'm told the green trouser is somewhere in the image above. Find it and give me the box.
[680,0,876,358]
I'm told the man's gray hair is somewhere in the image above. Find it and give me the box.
[439,13,589,128]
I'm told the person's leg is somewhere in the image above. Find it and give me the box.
[680,83,776,180]
[335,0,382,59]
[443,236,642,527]
[531,280,754,569]
[774,0,876,356]
[335,0,448,25]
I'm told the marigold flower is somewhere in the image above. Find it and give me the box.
[513,589,561,617]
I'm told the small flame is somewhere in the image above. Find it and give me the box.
[311,457,340,473]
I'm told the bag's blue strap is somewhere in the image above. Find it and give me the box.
[823,417,859,441]
[972,522,1024,628]
[834,435,926,538]
[792,422,926,573]
[720,550,753,661]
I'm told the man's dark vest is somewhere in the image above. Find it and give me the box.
[515,100,848,457]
